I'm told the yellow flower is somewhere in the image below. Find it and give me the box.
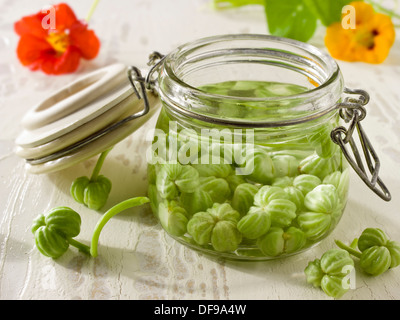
[325,1,395,64]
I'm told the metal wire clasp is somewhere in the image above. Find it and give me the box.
[331,88,391,201]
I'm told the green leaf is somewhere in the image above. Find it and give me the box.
[303,0,353,27]
[264,0,318,42]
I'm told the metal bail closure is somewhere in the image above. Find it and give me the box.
[331,88,391,201]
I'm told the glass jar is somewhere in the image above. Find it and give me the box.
[145,34,389,261]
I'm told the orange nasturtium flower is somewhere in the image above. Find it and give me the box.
[325,1,395,64]
[14,3,100,75]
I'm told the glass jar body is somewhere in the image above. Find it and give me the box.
[146,35,349,260]
[147,108,349,261]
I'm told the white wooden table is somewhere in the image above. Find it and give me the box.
[1,0,399,300]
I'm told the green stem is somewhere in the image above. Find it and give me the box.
[90,197,150,257]
[86,0,100,23]
[350,238,358,249]
[90,148,112,181]
[68,238,91,256]
[335,240,362,259]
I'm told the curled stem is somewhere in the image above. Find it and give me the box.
[90,197,150,257]
[335,239,362,259]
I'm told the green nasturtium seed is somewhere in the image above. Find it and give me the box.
[283,186,304,212]
[357,227,388,252]
[271,155,299,178]
[304,259,324,287]
[266,199,297,228]
[299,153,340,180]
[211,220,242,252]
[304,184,339,214]
[253,185,288,208]
[156,163,200,199]
[31,207,83,259]
[225,174,246,193]
[158,200,189,237]
[237,207,271,239]
[304,249,354,299]
[180,190,213,216]
[239,147,275,184]
[306,124,338,159]
[335,228,400,276]
[199,176,231,203]
[320,275,349,300]
[297,211,332,240]
[293,174,321,195]
[257,226,305,256]
[187,203,241,252]
[232,183,259,216]
[360,246,391,276]
[70,175,112,210]
[387,240,400,268]
[323,169,350,200]
[192,157,232,178]
[272,176,294,188]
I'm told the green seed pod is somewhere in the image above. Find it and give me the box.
[357,227,388,252]
[239,147,275,184]
[156,163,200,199]
[82,175,112,210]
[257,226,305,256]
[307,125,339,159]
[192,157,232,178]
[285,226,307,254]
[257,227,284,256]
[293,174,322,195]
[304,259,324,287]
[272,176,294,188]
[266,199,297,228]
[360,246,391,276]
[272,155,299,177]
[297,211,332,240]
[320,249,354,276]
[199,176,231,203]
[253,185,288,208]
[232,183,259,216]
[320,275,349,299]
[187,211,215,245]
[225,174,246,193]
[180,190,213,216]
[322,169,350,200]
[158,200,189,237]
[70,176,90,204]
[299,154,339,180]
[44,207,82,238]
[34,226,69,258]
[283,186,304,212]
[386,240,400,268]
[31,207,82,259]
[32,207,82,238]
[207,202,240,222]
[304,184,339,214]
[211,220,242,252]
[237,207,271,239]
[187,203,240,250]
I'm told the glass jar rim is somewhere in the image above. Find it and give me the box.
[158,34,344,127]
